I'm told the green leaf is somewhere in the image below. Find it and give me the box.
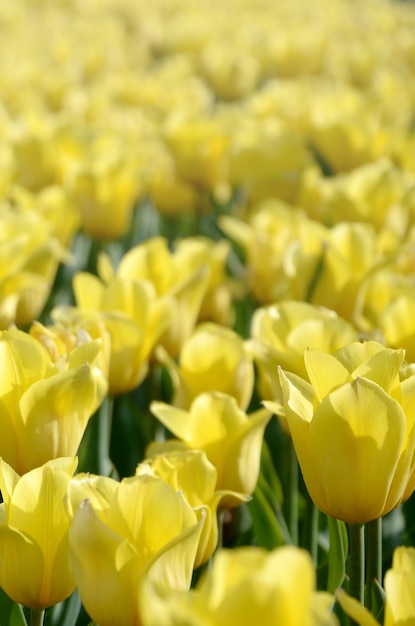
[327,516,348,593]
[0,589,27,626]
[46,589,81,626]
[371,578,386,625]
[248,473,292,548]
[260,441,284,504]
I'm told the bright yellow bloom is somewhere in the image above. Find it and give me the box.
[140,545,339,626]
[70,147,141,240]
[337,546,415,626]
[0,328,106,474]
[115,237,212,357]
[67,470,203,626]
[278,341,415,523]
[249,300,359,414]
[156,322,254,410]
[219,201,329,305]
[150,392,271,501]
[0,207,69,329]
[72,261,173,395]
[308,222,390,326]
[0,457,77,609]
[139,449,248,566]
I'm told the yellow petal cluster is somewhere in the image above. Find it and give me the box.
[67,470,203,626]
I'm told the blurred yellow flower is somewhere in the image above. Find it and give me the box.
[0,457,77,609]
[67,470,204,626]
[72,262,173,395]
[0,328,106,474]
[70,148,141,241]
[278,341,415,523]
[150,392,271,500]
[140,545,339,626]
[115,237,213,357]
[219,201,329,305]
[0,207,69,329]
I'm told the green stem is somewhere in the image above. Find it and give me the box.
[30,608,45,626]
[366,517,382,613]
[287,439,299,545]
[348,523,365,625]
[307,499,319,565]
[99,395,114,476]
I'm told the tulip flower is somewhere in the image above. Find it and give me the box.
[139,448,248,566]
[70,147,141,240]
[249,300,359,417]
[115,237,212,357]
[0,327,107,474]
[337,546,415,626]
[278,340,415,523]
[0,457,77,609]
[72,261,173,395]
[219,201,329,305]
[150,392,271,501]
[140,545,339,626]
[155,322,254,410]
[0,207,69,329]
[67,470,204,626]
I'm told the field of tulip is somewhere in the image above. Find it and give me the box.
[2,0,415,624]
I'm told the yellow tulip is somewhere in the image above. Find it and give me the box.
[219,201,329,305]
[308,222,389,326]
[162,114,230,192]
[140,545,339,626]
[0,457,77,609]
[150,392,271,500]
[116,237,212,357]
[0,207,68,329]
[67,470,204,626]
[249,300,359,412]
[72,264,173,395]
[278,341,415,523]
[0,327,106,474]
[156,322,255,410]
[337,546,415,626]
[70,148,141,240]
[139,448,248,566]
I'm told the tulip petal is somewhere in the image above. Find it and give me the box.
[0,525,45,608]
[305,349,351,403]
[336,589,379,626]
[69,499,140,626]
[18,364,95,471]
[150,402,192,441]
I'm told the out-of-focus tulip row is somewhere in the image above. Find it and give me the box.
[2,0,415,624]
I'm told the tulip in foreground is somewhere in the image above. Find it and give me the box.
[278,340,415,523]
[0,457,77,609]
[140,545,339,626]
[67,470,204,626]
